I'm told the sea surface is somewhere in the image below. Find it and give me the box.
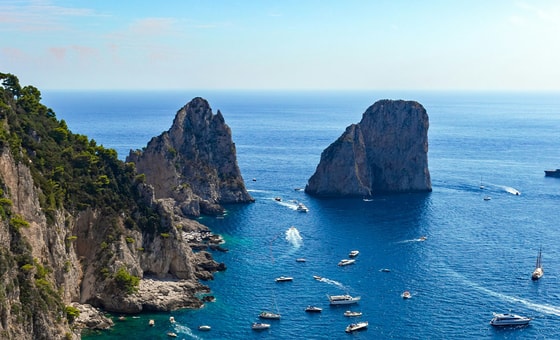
[42,90,560,339]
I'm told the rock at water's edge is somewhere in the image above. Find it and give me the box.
[305,99,431,196]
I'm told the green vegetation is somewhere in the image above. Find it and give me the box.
[65,305,80,323]
[0,72,165,235]
[114,267,140,294]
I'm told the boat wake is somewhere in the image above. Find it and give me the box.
[173,324,203,339]
[316,277,348,290]
[447,266,560,317]
[502,186,521,195]
[285,226,303,248]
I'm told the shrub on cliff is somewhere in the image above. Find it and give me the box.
[114,267,140,294]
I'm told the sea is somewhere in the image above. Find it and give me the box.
[41,90,560,339]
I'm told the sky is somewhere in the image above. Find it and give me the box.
[1,0,560,91]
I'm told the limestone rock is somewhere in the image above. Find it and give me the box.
[127,97,254,217]
[306,99,431,196]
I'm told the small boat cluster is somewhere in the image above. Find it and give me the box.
[253,249,368,333]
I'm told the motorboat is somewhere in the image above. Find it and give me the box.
[259,311,281,319]
[274,197,282,202]
[251,322,271,330]
[418,236,427,241]
[296,258,306,262]
[305,306,322,313]
[345,321,368,333]
[532,248,543,280]
[338,259,355,266]
[275,276,293,282]
[296,202,309,212]
[402,290,411,299]
[483,196,491,201]
[344,310,362,317]
[490,313,532,326]
[313,275,322,280]
[169,316,175,323]
[198,325,211,331]
[328,294,361,305]
[148,319,155,326]
[348,250,360,258]
[380,268,391,272]
[166,332,177,338]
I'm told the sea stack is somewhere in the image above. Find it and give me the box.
[127,97,254,216]
[305,99,431,197]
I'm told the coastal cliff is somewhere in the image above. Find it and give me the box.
[305,99,431,196]
[0,74,237,339]
[126,97,254,217]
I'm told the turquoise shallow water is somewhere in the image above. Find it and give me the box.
[43,91,560,339]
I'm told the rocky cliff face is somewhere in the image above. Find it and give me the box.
[0,76,241,339]
[305,99,431,196]
[127,97,254,217]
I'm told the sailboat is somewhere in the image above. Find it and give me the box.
[531,248,543,280]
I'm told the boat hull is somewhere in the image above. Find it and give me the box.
[490,314,531,327]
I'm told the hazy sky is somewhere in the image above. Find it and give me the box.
[2,0,560,91]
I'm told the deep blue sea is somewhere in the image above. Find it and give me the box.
[42,90,560,339]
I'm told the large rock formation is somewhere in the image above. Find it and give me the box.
[305,99,431,197]
[127,97,254,217]
[0,74,244,339]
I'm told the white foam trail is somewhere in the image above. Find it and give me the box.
[447,266,560,317]
[173,324,203,339]
[285,227,303,248]
[319,277,348,290]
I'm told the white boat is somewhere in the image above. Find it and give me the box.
[490,313,532,326]
[345,321,368,333]
[483,196,491,201]
[198,325,211,331]
[531,248,543,280]
[313,275,322,280]
[348,250,359,258]
[275,276,293,282]
[338,259,355,266]
[148,319,155,326]
[251,322,271,330]
[296,258,306,262]
[402,290,411,299]
[305,306,322,313]
[296,202,309,212]
[259,311,281,319]
[344,310,362,317]
[169,316,175,323]
[166,332,177,338]
[328,294,361,305]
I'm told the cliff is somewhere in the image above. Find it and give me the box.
[126,97,254,217]
[305,99,431,196]
[0,74,233,339]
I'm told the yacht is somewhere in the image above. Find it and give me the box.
[344,310,362,317]
[349,250,360,257]
[296,202,309,212]
[345,321,368,333]
[338,259,356,266]
[490,313,532,326]
[275,276,293,282]
[251,322,271,330]
[305,306,322,313]
[328,294,361,305]
[259,311,281,319]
